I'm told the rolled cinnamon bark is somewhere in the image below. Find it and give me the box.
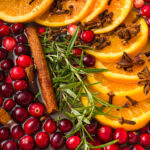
[25,26,58,114]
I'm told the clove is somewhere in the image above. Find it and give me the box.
[119,117,136,125]
[107,91,115,104]
[126,96,138,106]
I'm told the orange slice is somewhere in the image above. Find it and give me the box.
[36,0,94,27]
[0,0,53,22]
[95,40,150,83]
[85,11,148,62]
[93,0,133,34]
[87,73,150,106]
[82,0,109,23]
[82,96,150,131]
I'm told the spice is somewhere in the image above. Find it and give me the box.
[25,26,58,114]
[29,0,34,5]
[107,91,115,104]
[137,66,150,95]
[108,0,112,5]
[132,13,141,24]
[126,96,138,106]
[119,117,136,125]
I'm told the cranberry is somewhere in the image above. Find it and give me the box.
[20,135,34,150]
[0,20,3,25]
[59,119,73,132]
[0,70,4,82]
[1,59,14,70]
[0,127,10,140]
[5,75,13,84]
[12,107,29,123]
[141,5,150,17]
[16,55,33,68]
[15,91,33,106]
[16,34,27,44]
[0,96,3,106]
[0,25,10,37]
[131,144,144,150]
[3,140,18,150]
[0,83,14,98]
[0,48,8,60]
[4,99,15,111]
[128,131,139,144]
[37,27,46,35]
[29,102,45,117]
[35,132,49,149]
[87,136,102,150]
[68,24,81,36]
[24,117,41,135]
[12,23,24,35]
[85,119,98,134]
[98,125,112,142]
[134,0,145,9]
[145,0,150,2]
[10,66,26,80]
[122,147,130,150]
[3,36,16,51]
[140,125,149,133]
[140,133,150,147]
[44,119,57,134]
[71,48,82,55]
[146,17,150,26]
[15,44,28,55]
[66,136,81,150]
[104,144,119,150]
[149,29,150,38]
[11,125,24,140]
[81,30,94,43]
[50,132,65,149]
[14,80,28,91]
[83,54,95,67]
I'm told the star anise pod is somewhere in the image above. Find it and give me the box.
[137,66,150,95]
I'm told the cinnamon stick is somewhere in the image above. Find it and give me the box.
[25,26,58,114]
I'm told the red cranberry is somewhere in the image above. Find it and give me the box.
[0,127,10,140]
[134,0,144,9]
[16,34,27,44]
[149,29,150,38]
[0,70,4,82]
[0,83,14,98]
[140,125,149,133]
[4,99,15,111]
[3,140,18,150]
[19,135,34,150]
[0,96,3,106]
[10,66,26,80]
[12,107,29,123]
[29,102,45,117]
[85,119,98,134]
[35,132,49,149]
[59,119,73,132]
[66,136,81,150]
[104,144,119,150]
[16,55,33,68]
[140,133,150,147]
[68,24,81,36]
[98,125,112,142]
[15,44,28,55]
[145,0,150,2]
[141,5,150,17]
[0,48,8,60]
[14,80,28,91]
[131,144,144,150]
[24,118,40,135]
[81,30,94,43]
[12,23,24,35]
[11,125,24,140]
[0,20,3,25]
[0,25,10,37]
[114,128,128,144]
[14,91,33,106]
[128,131,138,144]
[5,75,13,84]
[44,119,57,134]
[71,48,82,55]
[146,17,150,26]
[87,136,102,150]
[37,27,46,35]
[1,59,14,70]
[3,36,16,51]
[122,147,130,150]
[83,54,95,67]
[50,132,65,149]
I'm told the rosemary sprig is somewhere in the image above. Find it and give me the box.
[40,28,120,149]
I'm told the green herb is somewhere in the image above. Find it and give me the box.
[40,27,121,149]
